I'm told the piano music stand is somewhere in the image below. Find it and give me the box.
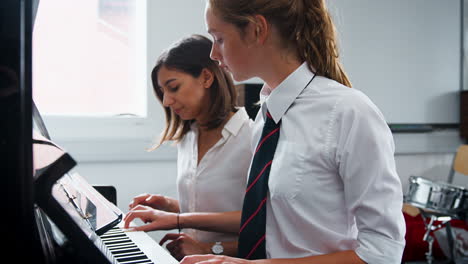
[34,153,117,264]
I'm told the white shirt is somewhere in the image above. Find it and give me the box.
[177,107,253,243]
[254,63,406,263]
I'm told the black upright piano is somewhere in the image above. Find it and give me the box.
[0,1,178,263]
[31,128,178,264]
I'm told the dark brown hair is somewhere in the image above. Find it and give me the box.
[208,0,352,87]
[150,34,237,149]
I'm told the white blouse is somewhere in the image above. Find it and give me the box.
[254,63,406,263]
[177,107,254,243]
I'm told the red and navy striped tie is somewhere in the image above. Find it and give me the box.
[238,110,280,259]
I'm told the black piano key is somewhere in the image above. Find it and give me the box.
[117,254,148,263]
[122,260,153,264]
[107,243,132,250]
[115,254,147,261]
[102,238,128,244]
[116,253,146,261]
[107,242,135,250]
[114,249,145,257]
[119,257,152,264]
[102,236,127,242]
[108,244,138,250]
[102,236,128,243]
[101,233,127,239]
[112,247,140,255]
[105,239,132,245]
[108,244,136,252]
[100,227,155,264]
[117,252,153,264]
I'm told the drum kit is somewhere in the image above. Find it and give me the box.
[405,176,468,264]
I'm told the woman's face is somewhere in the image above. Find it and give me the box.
[157,65,211,123]
[205,4,256,82]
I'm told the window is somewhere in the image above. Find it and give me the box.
[32,0,154,144]
[33,0,146,116]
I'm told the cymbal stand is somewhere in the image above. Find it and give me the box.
[419,210,452,264]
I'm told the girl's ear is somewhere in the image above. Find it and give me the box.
[252,14,269,44]
[201,68,214,89]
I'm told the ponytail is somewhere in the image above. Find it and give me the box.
[294,0,352,87]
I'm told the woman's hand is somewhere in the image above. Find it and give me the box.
[180,255,251,264]
[160,233,211,261]
[123,205,178,231]
[128,193,180,213]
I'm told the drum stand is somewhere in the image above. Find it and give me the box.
[419,209,455,264]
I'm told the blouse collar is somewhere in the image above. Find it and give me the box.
[259,62,316,123]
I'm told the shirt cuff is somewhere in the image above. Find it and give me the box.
[355,231,406,263]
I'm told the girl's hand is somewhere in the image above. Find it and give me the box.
[180,255,251,264]
[123,205,177,231]
[128,193,179,213]
[160,233,211,261]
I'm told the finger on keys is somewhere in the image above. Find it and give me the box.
[133,223,159,232]
[165,239,177,252]
[166,240,184,261]
[128,193,149,209]
[180,255,214,264]
[123,211,138,228]
[159,233,183,246]
[123,205,147,227]
[182,254,241,264]
[122,224,147,233]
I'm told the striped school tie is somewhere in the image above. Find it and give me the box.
[237,110,280,260]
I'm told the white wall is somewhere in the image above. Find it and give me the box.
[328,0,461,124]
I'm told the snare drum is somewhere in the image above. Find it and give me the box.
[405,176,468,217]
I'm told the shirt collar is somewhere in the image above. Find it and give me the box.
[191,107,249,138]
[259,62,316,123]
[222,107,249,138]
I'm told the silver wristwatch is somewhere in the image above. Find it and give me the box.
[211,242,224,255]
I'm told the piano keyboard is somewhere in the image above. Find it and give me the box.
[101,227,153,263]
[100,226,179,264]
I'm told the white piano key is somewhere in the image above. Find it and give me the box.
[121,228,178,264]
[99,224,178,264]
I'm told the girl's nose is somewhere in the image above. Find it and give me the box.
[162,94,174,107]
[210,44,221,63]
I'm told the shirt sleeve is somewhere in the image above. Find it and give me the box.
[333,91,406,263]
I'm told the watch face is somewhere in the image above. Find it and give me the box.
[212,243,223,254]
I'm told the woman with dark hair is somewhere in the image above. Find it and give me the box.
[174,0,405,263]
[124,34,253,260]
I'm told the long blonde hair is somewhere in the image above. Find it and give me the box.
[208,0,352,87]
